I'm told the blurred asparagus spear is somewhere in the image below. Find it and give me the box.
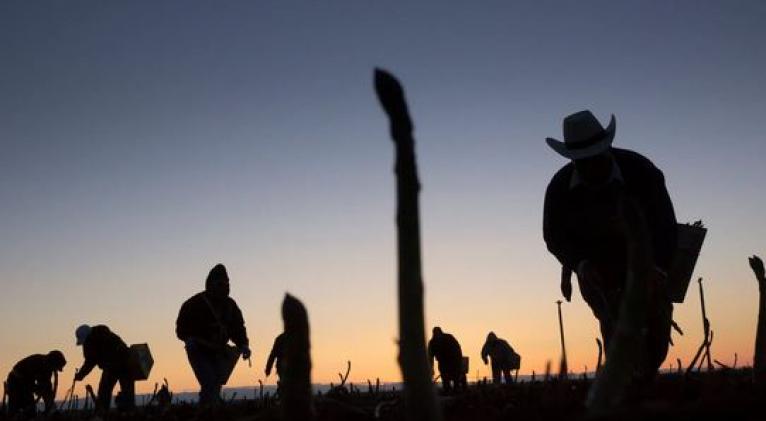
[281,293,314,421]
[374,68,442,421]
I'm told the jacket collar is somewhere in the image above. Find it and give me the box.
[569,158,624,190]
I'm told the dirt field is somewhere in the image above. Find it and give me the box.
[3,368,763,421]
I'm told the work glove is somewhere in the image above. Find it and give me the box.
[561,266,573,302]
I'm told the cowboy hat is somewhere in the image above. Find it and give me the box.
[546,110,616,160]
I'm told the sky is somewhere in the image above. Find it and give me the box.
[1,0,765,397]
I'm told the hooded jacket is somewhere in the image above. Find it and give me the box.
[176,292,249,350]
[481,337,520,370]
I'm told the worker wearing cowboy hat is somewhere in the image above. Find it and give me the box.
[542,110,677,380]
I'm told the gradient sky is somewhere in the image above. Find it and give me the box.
[2,1,765,397]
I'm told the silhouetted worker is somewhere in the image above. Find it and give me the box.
[74,324,135,412]
[543,110,677,380]
[427,327,467,393]
[480,332,520,384]
[265,332,286,379]
[176,263,251,406]
[5,350,66,416]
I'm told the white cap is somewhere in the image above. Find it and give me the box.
[75,324,92,346]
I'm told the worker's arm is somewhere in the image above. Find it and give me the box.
[265,344,277,376]
[175,299,193,342]
[480,342,490,365]
[228,301,251,359]
[543,175,585,270]
[427,340,435,370]
[75,360,95,381]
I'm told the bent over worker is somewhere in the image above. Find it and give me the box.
[427,327,467,393]
[74,324,135,412]
[543,110,677,381]
[5,350,66,416]
[481,332,520,384]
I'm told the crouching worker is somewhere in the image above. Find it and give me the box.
[481,332,521,384]
[427,327,467,393]
[176,264,251,406]
[5,350,66,417]
[74,324,135,412]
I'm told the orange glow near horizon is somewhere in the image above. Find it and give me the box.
[1,267,760,400]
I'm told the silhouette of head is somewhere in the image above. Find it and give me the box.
[486,331,497,343]
[432,327,443,337]
[205,263,230,301]
[75,324,92,346]
[46,350,67,372]
[546,110,617,186]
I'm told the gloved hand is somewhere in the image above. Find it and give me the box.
[240,346,252,360]
[561,266,573,302]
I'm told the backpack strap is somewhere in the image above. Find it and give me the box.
[202,294,230,341]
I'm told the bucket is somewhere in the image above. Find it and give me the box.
[127,343,154,381]
[667,222,707,303]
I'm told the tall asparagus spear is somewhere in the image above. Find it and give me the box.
[374,68,442,421]
[556,300,568,379]
[281,293,314,421]
[587,197,652,412]
[749,255,766,384]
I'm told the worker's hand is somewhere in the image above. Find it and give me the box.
[749,255,765,284]
[265,367,271,377]
[561,266,573,302]
[74,371,84,382]
[240,346,252,360]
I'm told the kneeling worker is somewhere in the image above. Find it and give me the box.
[5,350,66,416]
